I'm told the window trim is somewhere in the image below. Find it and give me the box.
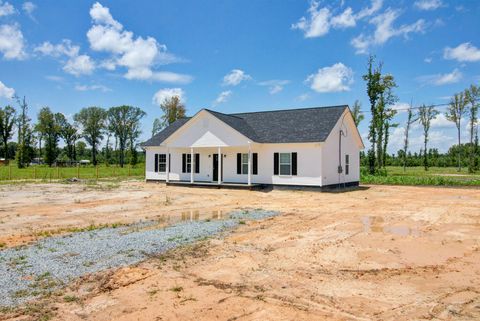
[279,152,292,176]
[158,154,167,173]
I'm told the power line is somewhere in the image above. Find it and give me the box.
[358,98,480,114]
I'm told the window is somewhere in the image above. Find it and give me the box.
[241,153,249,174]
[279,153,291,175]
[345,154,350,175]
[158,154,166,173]
[186,154,191,173]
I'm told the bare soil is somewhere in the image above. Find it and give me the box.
[0,181,479,320]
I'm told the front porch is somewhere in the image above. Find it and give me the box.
[165,180,265,190]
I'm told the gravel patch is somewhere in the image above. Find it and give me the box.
[0,209,278,307]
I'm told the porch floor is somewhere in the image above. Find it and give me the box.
[166,180,265,190]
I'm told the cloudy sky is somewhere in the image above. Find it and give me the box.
[0,0,479,153]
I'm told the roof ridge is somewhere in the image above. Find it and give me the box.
[204,108,245,120]
[229,104,348,116]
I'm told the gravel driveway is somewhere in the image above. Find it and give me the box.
[0,209,278,307]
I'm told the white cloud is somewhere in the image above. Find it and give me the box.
[45,75,63,82]
[87,2,191,84]
[391,102,411,113]
[355,0,383,19]
[414,0,443,11]
[63,55,95,76]
[35,40,94,76]
[0,80,14,99]
[292,2,331,38]
[213,90,232,105]
[431,113,455,128]
[292,0,382,38]
[0,24,26,60]
[258,79,289,94]
[222,69,251,86]
[418,68,462,86]
[0,1,15,17]
[34,39,79,57]
[331,7,356,29]
[351,9,425,54]
[75,84,111,92]
[444,42,480,62]
[306,63,353,93]
[89,2,122,30]
[22,2,36,20]
[152,88,185,106]
[297,93,310,102]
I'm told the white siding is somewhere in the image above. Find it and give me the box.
[321,110,361,186]
[146,143,322,186]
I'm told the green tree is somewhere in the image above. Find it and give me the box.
[465,85,479,172]
[159,96,186,127]
[76,141,87,159]
[74,107,107,165]
[35,107,63,166]
[363,56,382,174]
[362,56,397,172]
[56,113,78,162]
[446,92,467,171]
[15,96,34,168]
[351,100,364,127]
[107,106,146,167]
[0,105,16,161]
[151,118,162,137]
[402,103,418,172]
[418,104,439,171]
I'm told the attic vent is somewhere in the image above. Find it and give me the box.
[203,119,209,128]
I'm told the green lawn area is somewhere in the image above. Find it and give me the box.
[361,166,480,186]
[0,164,145,181]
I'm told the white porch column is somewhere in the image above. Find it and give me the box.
[166,147,170,183]
[247,143,252,186]
[190,147,194,183]
[218,147,222,185]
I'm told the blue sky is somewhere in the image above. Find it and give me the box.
[0,0,479,153]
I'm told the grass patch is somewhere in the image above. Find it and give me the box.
[361,166,480,186]
[63,295,79,303]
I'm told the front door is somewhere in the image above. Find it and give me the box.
[212,154,223,181]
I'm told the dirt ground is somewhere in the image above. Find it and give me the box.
[1,181,480,320]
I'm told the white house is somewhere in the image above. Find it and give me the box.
[142,105,364,189]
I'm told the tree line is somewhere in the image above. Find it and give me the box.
[0,97,146,168]
[353,55,479,174]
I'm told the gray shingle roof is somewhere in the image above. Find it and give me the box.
[142,105,347,146]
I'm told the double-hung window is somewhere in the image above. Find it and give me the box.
[279,153,291,175]
[345,154,350,175]
[241,153,249,174]
[158,154,166,173]
[186,154,192,173]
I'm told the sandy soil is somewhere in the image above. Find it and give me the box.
[1,181,480,320]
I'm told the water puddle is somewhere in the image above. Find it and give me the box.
[122,210,228,234]
[361,216,422,237]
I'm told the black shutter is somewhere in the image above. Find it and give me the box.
[182,154,186,173]
[253,153,258,175]
[195,153,200,173]
[154,154,158,172]
[237,153,241,174]
[292,152,297,176]
[274,153,279,175]
[168,153,171,172]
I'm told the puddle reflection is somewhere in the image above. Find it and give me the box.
[361,216,422,236]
